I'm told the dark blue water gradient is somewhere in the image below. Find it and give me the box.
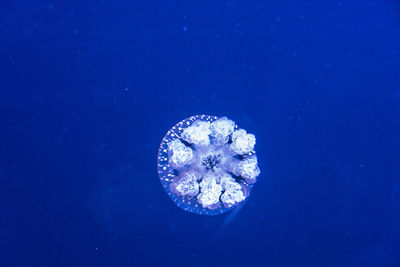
[1,0,400,266]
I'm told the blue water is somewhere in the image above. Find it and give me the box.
[1,0,400,266]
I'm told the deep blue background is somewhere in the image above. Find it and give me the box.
[1,0,400,266]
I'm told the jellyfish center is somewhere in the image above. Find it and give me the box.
[194,145,229,173]
[202,153,222,171]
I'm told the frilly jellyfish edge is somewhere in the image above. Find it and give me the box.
[157,115,260,215]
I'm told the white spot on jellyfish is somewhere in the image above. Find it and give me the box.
[221,181,245,208]
[170,170,200,197]
[168,139,193,168]
[197,173,223,209]
[210,117,235,145]
[157,115,261,215]
[181,120,211,147]
[230,129,256,155]
[230,156,261,184]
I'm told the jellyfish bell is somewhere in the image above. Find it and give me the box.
[157,115,260,216]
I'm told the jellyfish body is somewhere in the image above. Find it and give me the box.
[157,115,260,215]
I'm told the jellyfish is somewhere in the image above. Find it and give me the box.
[157,115,260,215]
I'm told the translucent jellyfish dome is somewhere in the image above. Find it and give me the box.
[157,115,260,215]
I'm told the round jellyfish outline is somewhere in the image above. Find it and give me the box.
[157,115,260,215]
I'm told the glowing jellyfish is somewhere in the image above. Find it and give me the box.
[157,115,260,215]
